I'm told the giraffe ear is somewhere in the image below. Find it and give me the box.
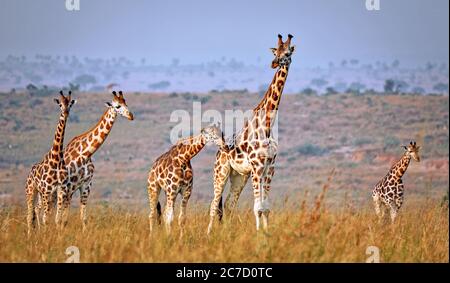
[289,45,296,53]
[402,146,408,150]
[270,48,277,55]
[70,99,77,107]
[105,102,112,107]
[53,98,60,105]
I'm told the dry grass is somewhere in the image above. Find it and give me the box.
[0,190,447,263]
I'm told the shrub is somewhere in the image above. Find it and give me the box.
[295,143,328,156]
[383,136,400,151]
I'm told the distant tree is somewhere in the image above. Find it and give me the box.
[394,80,409,93]
[73,74,97,88]
[310,78,328,88]
[301,87,317,96]
[433,83,449,94]
[384,79,395,93]
[325,87,338,95]
[392,59,400,68]
[411,86,425,95]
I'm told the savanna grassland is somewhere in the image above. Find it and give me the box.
[0,91,448,262]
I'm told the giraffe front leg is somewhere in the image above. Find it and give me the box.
[389,202,398,223]
[41,194,51,227]
[178,182,192,238]
[261,162,275,231]
[55,186,68,228]
[26,181,37,236]
[34,193,42,230]
[207,154,230,235]
[147,180,161,235]
[80,182,92,232]
[163,189,177,235]
[250,165,268,232]
[373,194,382,219]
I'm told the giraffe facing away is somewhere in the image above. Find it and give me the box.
[372,141,421,223]
[207,34,295,234]
[147,124,226,235]
[55,91,134,230]
[25,91,76,235]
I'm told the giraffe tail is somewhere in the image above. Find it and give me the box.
[218,195,223,222]
[156,201,162,224]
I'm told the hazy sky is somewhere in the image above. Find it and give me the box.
[0,0,448,67]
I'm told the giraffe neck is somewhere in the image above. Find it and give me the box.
[47,110,69,165]
[389,153,411,180]
[252,65,289,136]
[79,108,117,158]
[177,134,206,162]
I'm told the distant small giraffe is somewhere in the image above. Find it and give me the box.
[25,91,76,235]
[147,124,225,235]
[55,91,134,230]
[372,141,421,223]
[207,34,295,234]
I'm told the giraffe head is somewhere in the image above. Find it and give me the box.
[270,34,295,69]
[402,141,421,162]
[105,91,134,120]
[201,123,224,147]
[53,90,76,115]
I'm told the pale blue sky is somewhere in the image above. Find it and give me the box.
[0,0,448,67]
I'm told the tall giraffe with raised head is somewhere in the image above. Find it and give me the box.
[207,34,295,233]
[372,141,421,223]
[147,124,225,235]
[55,91,134,230]
[25,91,76,235]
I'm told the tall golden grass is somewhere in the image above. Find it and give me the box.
[0,186,448,263]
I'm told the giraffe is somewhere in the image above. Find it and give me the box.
[55,91,134,230]
[147,124,225,235]
[25,91,76,235]
[207,34,295,234]
[372,141,421,223]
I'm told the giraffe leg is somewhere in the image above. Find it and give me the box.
[389,202,398,223]
[250,164,268,232]
[41,191,51,227]
[26,180,37,236]
[34,193,42,230]
[80,181,92,232]
[261,161,275,231]
[55,185,69,228]
[223,169,249,216]
[163,188,177,235]
[147,180,161,235]
[207,152,230,235]
[178,182,192,238]
[373,194,382,219]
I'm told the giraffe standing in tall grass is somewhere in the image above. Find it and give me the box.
[207,34,295,234]
[372,141,421,223]
[147,124,225,235]
[25,91,76,235]
[55,91,134,231]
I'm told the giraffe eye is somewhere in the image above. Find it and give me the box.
[115,105,121,109]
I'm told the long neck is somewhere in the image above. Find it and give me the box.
[80,108,117,158]
[253,65,289,136]
[177,134,206,162]
[48,110,69,164]
[388,153,411,180]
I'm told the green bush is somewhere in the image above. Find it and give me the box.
[295,143,328,156]
[383,136,400,151]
